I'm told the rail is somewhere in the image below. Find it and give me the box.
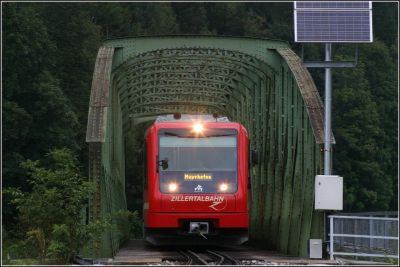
[328,215,399,260]
[179,249,240,265]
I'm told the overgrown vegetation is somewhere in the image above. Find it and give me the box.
[3,149,111,264]
[2,1,398,263]
[3,148,143,264]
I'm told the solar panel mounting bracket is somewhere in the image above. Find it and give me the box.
[302,61,356,68]
[301,44,358,69]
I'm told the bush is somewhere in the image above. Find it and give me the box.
[2,228,40,265]
[113,210,143,240]
[4,148,101,264]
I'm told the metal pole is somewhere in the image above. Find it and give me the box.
[330,216,334,260]
[369,216,373,261]
[324,43,332,175]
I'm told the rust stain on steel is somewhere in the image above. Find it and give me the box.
[86,46,115,142]
[277,48,335,144]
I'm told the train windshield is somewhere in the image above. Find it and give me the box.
[158,128,238,194]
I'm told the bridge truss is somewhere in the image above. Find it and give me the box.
[85,36,331,257]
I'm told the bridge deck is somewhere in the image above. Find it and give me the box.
[98,239,339,265]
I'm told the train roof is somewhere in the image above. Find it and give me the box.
[155,114,230,123]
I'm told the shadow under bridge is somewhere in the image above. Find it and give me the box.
[85,36,331,258]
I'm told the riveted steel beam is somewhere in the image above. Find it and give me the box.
[86,36,328,259]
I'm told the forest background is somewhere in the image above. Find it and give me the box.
[2,0,398,246]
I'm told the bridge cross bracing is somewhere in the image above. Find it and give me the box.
[85,36,331,258]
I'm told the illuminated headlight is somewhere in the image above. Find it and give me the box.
[219,183,228,192]
[192,123,204,134]
[168,182,178,192]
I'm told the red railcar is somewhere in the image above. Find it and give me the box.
[143,114,249,245]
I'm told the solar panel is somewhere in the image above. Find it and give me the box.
[294,1,373,43]
[295,1,370,9]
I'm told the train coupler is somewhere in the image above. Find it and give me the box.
[189,222,209,239]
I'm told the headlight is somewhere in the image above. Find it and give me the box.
[192,123,204,134]
[219,183,228,192]
[168,182,178,192]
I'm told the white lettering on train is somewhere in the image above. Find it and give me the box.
[171,195,224,202]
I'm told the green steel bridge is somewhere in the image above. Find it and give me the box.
[85,36,332,258]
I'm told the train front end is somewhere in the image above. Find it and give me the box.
[144,115,249,245]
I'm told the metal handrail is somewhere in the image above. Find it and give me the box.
[328,215,399,260]
[329,215,398,221]
[331,234,398,240]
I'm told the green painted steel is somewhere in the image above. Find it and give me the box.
[85,36,328,258]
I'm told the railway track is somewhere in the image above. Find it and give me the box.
[105,240,339,265]
[179,249,241,265]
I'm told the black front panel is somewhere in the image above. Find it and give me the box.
[158,128,238,194]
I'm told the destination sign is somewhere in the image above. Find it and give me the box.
[184,173,212,180]
[160,170,237,193]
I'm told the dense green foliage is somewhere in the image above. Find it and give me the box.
[3,149,103,264]
[2,1,398,256]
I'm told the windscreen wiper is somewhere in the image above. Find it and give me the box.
[163,132,187,137]
[203,134,235,137]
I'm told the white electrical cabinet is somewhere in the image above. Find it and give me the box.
[315,175,343,210]
[309,239,322,259]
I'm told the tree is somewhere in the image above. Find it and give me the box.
[248,2,292,40]
[2,3,57,100]
[373,2,398,47]
[37,3,101,126]
[172,2,210,34]
[2,3,79,190]
[128,2,179,35]
[5,149,99,264]
[35,3,102,172]
[332,61,393,211]
[90,3,133,38]
[359,41,398,210]
[206,3,239,35]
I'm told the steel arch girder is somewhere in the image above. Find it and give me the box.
[86,37,328,258]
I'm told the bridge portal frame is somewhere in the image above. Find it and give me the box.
[85,36,332,258]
